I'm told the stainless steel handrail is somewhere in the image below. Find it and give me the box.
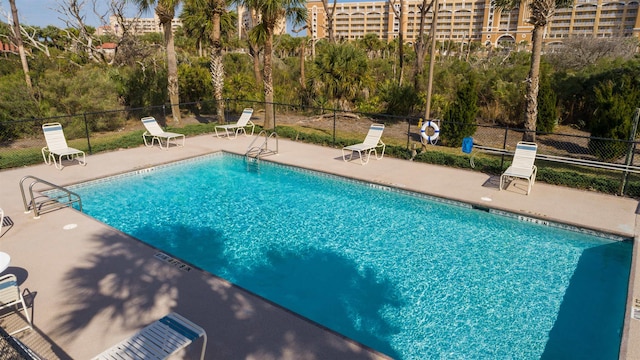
[245,130,279,159]
[19,175,83,219]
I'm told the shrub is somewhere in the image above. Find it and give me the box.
[440,76,478,147]
[588,79,638,161]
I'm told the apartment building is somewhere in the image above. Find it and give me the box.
[237,6,287,38]
[306,0,640,48]
[99,8,284,39]
[104,15,183,37]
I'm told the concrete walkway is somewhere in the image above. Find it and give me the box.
[0,133,638,359]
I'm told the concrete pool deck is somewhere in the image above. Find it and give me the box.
[0,133,638,359]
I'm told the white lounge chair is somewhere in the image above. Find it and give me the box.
[141,117,185,150]
[500,141,538,195]
[0,208,3,232]
[0,273,33,335]
[215,108,255,138]
[41,123,86,170]
[342,123,386,165]
[93,312,207,360]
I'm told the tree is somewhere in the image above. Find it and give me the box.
[536,73,557,133]
[589,77,640,161]
[441,75,478,147]
[132,0,183,124]
[494,0,572,142]
[390,0,405,85]
[308,43,369,111]
[413,0,434,92]
[546,37,639,71]
[8,0,32,93]
[240,0,307,129]
[182,0,236,123]
[320,0,337,43]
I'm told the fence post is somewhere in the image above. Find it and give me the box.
[500,125,509,169]
[333,108,337,145]
[406,119,411,150]
[272,102,277,129]
[620,108,640,195]
[83,113,92,154]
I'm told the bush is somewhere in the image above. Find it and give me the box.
[537,74,557,133]
[588,79,638,161]
[440,76,478,147]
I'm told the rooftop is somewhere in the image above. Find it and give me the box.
[0,134,638,359]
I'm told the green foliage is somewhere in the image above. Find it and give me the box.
[554,59,640,130]
[379,81,421,116]
[536,74,557,133]
[588,79,639,161]
[36,66,124,132]
[0,73,41,141]
[178,62,213,103]
[441,75,478,147]
[112,61,168,109]
[308,43,370,110]
[224,73,260,104]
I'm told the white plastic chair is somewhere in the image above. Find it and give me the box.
[215,108,255,138]
[342,123,386,165]
[0,274,32,335]
[93,312,207,360]
[141,117,185,150]
[41,123,86,170]
[500,141,538,195]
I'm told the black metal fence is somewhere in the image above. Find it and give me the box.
[2,99,639,196]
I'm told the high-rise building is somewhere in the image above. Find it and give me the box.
[306,0,640,49]
[107,15,183,37]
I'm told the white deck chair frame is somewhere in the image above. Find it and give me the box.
[93,312,207,360]
[141,117,186,150]
[500,141,538,195]
[41,123,86,170]
[0,274,33,335]
[215,108,255,139]
[342,124,386,165]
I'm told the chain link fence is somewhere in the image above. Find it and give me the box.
[2,100,639,196]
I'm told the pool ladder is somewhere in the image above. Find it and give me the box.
[245,130,278,171]
[19,175,82,219]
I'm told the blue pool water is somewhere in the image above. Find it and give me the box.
[66,153,632,359]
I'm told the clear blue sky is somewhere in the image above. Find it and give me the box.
[0,0,150,28]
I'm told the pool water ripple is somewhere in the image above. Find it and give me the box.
[67,154,632,360]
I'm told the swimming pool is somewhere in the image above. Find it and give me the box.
[64,153,632,359]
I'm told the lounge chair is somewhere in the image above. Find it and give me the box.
[342,124,386,165]
[500,141,538,195]
[0,274,33,335]
[215,108,255,138]
[0,208,3,231]
[41,123,86,170]
[141,117,185,150]
[93,312,207,360]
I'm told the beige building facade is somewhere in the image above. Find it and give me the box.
[306,0,640,48]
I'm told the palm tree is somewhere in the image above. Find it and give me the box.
[309,43,369,111]
[131,0,182,124]
[493,0,571,141]
[239,0,307,130]
[182,0,236,123]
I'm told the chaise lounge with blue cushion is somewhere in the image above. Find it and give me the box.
[342,123,386,165]
[500,141,538,195]
[215,108,255,139]
[92,312,207,360]
[141,117,185,150]
[41,123,86,170]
